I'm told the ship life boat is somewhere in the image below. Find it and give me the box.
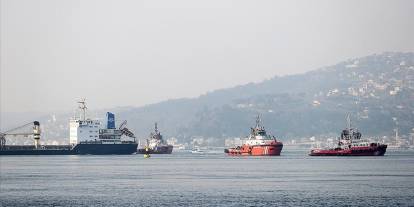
[309,115,387,156]
[224,115,283,156]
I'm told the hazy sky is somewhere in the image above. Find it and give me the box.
[1,0,413,113]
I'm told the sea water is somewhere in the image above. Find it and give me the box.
[1,148,413,206]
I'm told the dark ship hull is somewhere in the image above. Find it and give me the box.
[309,144,387,156]
[0,143,138,155]
[137,145,173,154]
[0,145,73,155]
[72,143,138,155]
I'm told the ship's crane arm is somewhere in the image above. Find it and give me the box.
[2,122,35,133]
[0,121,41,149]
[119,120,127,130]
[117,120,136,142]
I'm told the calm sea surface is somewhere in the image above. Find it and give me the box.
[1,148,414,207]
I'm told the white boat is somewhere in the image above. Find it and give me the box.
[191,147,205,154]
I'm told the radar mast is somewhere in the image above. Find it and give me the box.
[78,98,88,121]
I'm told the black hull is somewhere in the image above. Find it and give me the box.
[0,143,138,155]
[71,143,138,155]
[0,145,73,155]
[137,145,173,154]
[0,149,74,155]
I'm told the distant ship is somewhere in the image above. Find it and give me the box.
[224,115,283,156]
[0,100,138,155]
[137,123,173,154]
[309,115,387,156]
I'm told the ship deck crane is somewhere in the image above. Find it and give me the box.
[0,121,41,149]
[118,120,136,142]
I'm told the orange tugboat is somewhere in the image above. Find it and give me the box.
[225,115,283,156]
[309,115,387,156]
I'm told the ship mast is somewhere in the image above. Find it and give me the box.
[155,122,158,134]
[256,114,261,128]
[78,98,88,121]
[395,127,399,146]
[347,114,352,140]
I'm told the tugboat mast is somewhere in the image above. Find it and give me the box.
[256,114,261,128]
[155,122,159,134]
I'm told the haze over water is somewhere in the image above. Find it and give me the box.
[1,149,413,207]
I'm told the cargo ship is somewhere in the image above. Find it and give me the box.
[224,115,283,156]
[137,123,173,154]
[309,115,387,156]
[0,121,74,155]
[0,100,138,155]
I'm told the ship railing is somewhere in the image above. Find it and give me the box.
[121,140,137,144]
[79,140,103,144]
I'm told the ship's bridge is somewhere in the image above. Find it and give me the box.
[69,118,101,145]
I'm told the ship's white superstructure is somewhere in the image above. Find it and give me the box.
[69,119,100,145]
[244,115,278,146]
[69,99,126,145]
[147,123,169,149]
[99,128,123,144]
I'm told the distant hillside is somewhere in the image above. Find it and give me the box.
[115,52,414,142]
[5,52,413,145]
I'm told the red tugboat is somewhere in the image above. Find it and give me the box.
[224,115,283,156]
[309,115,387,156]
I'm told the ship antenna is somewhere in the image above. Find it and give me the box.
[256,114,261,128]
[347,114,351,130]
[155,122,158,133]
[346,113,353,141]
[78,98,87,121]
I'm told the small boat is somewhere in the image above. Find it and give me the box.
[191,147,205,154]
